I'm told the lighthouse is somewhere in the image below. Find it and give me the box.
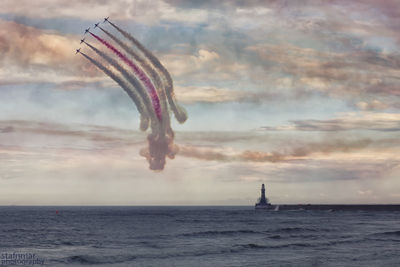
[259,184,268,205]
[255,184,273,209]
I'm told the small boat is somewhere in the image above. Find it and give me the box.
[255,184,275,210]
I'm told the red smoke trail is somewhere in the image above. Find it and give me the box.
[107,21,187,124]
[80,51,150,131]
[89,32,162,121]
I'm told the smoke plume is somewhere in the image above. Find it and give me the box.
[89,32,162,121]
[80,22,187,170]
[107,21,188,124]
[97,26,172,138]
[83,41,158,131]
[79,51,150,131]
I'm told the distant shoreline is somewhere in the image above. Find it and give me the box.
[1,205,400,211]
[272,204,400,211]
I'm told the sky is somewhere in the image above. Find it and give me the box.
[0,0,399,205]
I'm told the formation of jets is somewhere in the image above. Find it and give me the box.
[76,17,109,55]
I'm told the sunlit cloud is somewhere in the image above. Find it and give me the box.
[0,19,100,84]
[262,112,400,132]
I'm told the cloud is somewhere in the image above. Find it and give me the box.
[2,119,390,164]
[55,80,112,91]
[161,49,220,76]
[160,48,250,83]
[164,0,400,52]
[2,0,398,110]
[0,0,209,25]
[356,100,388,111]
[175,86,240,103]
[262,112,400,132]
[0,118,399,205]
[0,126,14,133]
[0,120,145,149]
[175,85,274,104]
[178,138,373,163]
[267,159,400,183]
[0,19,99,83]
[247,44,400,99]
[179,145,291,163]
[0,0,127,20]
[174,85,320,104]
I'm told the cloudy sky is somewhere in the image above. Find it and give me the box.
[0,0,399,205]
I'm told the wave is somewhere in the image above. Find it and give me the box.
[375,230,400,236]
[63,247,239,263]
[275,227,319,233]
[60,241,74,246]
[64,254,137,265]
[66,255,96,264]
[234,242,314,250]
[289,234,318,239]
[138,241,163,249]
[236,238,364,251]
[133,242,315,260]
[237,243,268,249]
[180,229,259,237]
[3,228,31,233]
[326,238,363,246]
[132,248,239,260]
[269,235,281,239]
[174,219,203,223]
[367,230,400,241]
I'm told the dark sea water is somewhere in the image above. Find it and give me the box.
[1,206,400,266]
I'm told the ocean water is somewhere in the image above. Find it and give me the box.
[0,206,399,266]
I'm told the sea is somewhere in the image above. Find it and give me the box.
[1,206,399,267]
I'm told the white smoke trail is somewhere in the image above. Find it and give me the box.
[98,27,172,137]
[107,21,188,124]
[83,41,160,134]
[80,51,149,131]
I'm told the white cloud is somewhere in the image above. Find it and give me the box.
[263,112,400,132]
[161,49,220,76]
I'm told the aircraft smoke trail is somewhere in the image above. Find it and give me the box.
[98,26,172,139]
[79,51,150,131]
[85,39,177,170]
[107,21,187,124]
[83,41,159,133]
[98,27,156,85]
[81,25,186,170]
[89,32,162,121]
